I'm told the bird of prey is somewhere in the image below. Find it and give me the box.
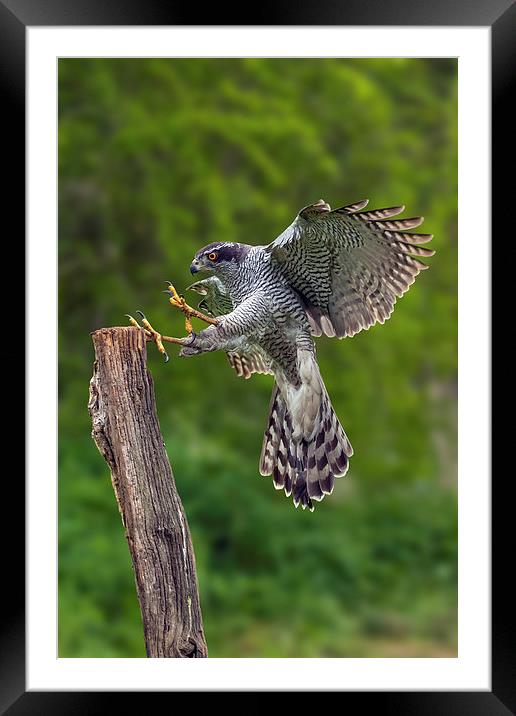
[135,198,434,511]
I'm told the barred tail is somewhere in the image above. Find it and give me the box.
[259,382,353,511]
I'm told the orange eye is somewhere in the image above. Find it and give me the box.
[208,252,218,261]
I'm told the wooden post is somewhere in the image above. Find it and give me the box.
[88,326,208,658]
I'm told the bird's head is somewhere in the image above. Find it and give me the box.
[189,242,249,277]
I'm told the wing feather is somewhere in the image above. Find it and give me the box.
[349,205,405,221]
[267,199,434,339]
[227,348,273,379]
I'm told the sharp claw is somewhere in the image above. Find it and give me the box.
[163,352,170,364]
[126,314,141,328]
[164,282,183,304]
[136,310,146,320]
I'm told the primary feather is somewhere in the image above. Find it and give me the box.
[266,199,434,338]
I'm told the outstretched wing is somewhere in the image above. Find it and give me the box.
[187,278,273,379]
[266,199,434,338]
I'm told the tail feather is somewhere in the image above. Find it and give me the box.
[260,380,353,511]
[283,412,295,497]
[259,385,284,476]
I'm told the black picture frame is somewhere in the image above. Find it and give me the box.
[6,0,508,712]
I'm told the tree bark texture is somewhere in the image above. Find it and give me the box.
[88,326,208,658]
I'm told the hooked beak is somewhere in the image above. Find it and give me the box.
[190,260,201,274]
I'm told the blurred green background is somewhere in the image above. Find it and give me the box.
[58,58,457,658]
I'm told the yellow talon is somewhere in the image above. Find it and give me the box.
[179,295,195,332]
[166,282,185,308]
[131,311,170,363]
[164,281,219,328]
[165,282,196,332]
[125,313,142,329]
[126,313,154,342]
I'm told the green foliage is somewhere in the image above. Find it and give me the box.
[58,58,457,657]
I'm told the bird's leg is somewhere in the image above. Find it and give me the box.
[126,311,187,363]
[164,282,218,332]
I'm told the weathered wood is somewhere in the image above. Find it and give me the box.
[88,326,208,658]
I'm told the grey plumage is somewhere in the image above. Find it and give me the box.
[187,277,273,379]
[182,199,434,510]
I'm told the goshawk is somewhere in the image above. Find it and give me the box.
[139,198,434,511]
